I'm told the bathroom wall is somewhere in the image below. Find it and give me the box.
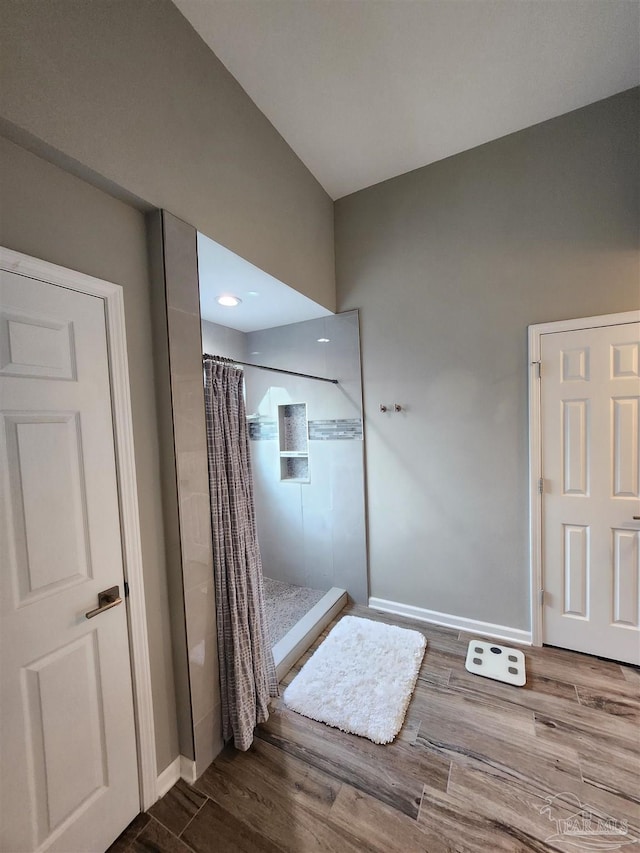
[0,137,178,775]
[149,212,222,776]
[201,319,247,362]
[1,0,335,312]
[244,311,368,603]
[335,88,639,630]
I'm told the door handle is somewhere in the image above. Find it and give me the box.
[85,585,122,619]
[634,516,640,520]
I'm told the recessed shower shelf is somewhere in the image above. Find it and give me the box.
[278,402,309,482]
[279,455,310,483]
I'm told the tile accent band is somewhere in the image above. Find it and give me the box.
[249,418,362,441]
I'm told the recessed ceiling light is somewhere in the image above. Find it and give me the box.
[317,337,330,343]
[217,294,242,307]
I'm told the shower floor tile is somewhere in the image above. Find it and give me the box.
[263,577,326,646]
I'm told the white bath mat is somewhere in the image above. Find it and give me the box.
[283,615,426,744]
[465,639,526,686]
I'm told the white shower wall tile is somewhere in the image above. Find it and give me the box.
[188,630,218,727]
[201,318,248,362]
[194,704,224,776]
[248,383,291,421]
[205,316,364,594]
[330,442,368,602]
[301,506,335,590]
[243,311,367,602]
[251,441,305,586]
[173,376,213,453]
[300,441,332,511]
[325,315,360,380]
[250,440,281,499]
[245,313,362,423]
[291,319,329,377]
[249,317,329,378]
[184,580,216,644]
[258,522,305,588]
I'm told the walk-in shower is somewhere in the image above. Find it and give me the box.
[198,231,367,677]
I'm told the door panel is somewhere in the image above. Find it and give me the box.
[562,523,588,618]
[541,321,640,664]
[0,271,139,852]
[5,413,91,603]
[0,309,76,380]
[612,396,638,497]
[612,342,639,378]
[562,398,589,495]
[24,633,108,844]
[612,529,639,627]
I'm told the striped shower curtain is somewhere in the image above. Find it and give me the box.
[204,359,278,751]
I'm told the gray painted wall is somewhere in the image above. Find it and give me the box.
[0,137,179,772]
[0,0,335,311]
[335,89,640,631]
[0,0,337,776]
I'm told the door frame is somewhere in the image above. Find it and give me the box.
[528,309,640,647]
[0,246,158,810]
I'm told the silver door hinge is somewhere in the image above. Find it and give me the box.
[539,589,545,605]
[538,477,544,495]
[532,361,541,379]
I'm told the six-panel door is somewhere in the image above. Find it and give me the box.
[0,271,139,852]
[541,322,640,665]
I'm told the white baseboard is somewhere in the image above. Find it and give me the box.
[155,754,199,800]
[180,755,197,785]
[156,757,180,799]
[368,597,532,646]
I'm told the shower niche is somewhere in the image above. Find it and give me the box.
[278,402,309,482]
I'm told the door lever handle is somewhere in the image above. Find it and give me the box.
[634,516,640,520]
[86,585,122,619]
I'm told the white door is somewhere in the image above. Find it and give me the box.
[0,270,140,852]
[541,320,640,665]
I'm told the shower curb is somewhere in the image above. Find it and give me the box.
[273,587,348,681]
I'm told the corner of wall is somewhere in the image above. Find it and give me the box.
[146,210,195,762]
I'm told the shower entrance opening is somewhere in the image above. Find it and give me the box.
[198,231,367,681]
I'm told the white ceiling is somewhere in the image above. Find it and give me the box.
[198,232,332,332]
[174,0,639,200]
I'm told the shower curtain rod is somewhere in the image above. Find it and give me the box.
[202,353,339,384]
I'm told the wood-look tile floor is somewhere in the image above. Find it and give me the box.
[110,604,640,853]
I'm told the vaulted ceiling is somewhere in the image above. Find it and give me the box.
[173,0,639,199]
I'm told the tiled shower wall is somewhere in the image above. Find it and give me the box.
[202,312,368,603]
[201,319,247,363]
[150,213,222,776]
